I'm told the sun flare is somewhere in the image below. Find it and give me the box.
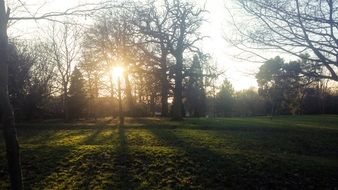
[111,66,124,79]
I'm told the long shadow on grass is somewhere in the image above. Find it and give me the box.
[16,127,87,188]
[147,127,338,189]
[147,128,251,189]
[114,125,140,189]
[0,144,72,189]
[21,146,73,189]
[0,127,79,188]
[82,129,102,145]
[16,122,114,131]
[117,125,129,185]
[132,118,338,157]
[23,128,108,189]
[127,118,338,138]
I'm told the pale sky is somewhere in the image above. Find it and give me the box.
[7,0,261,91]
[199,0,260,90]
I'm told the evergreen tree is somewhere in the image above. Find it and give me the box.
[256,56,313,115]
[68,67,87,120]
[215,79,235,116]
[256,56,285,115]
[185,55,206,117]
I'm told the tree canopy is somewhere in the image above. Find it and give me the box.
[231,0,338,81]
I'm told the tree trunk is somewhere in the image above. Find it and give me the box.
[150,93,155,116]
[270,101,274,120]
[93,75,99,121]
[63,84,69,121]
[160,46,169,117]
[109,75,115,119]
[124,72,133,116]
[172,52,183,120]
[0,2,23,189]
[117,77,124,126]
[160,64,168,117]
[161,80,168,117]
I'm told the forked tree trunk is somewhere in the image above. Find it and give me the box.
[0,2,23,189]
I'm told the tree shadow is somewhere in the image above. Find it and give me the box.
[128,118,338,158]
[20,146,74,189]
[147,128,240,189]
[116,125,129,185]
[80,128,117,145]
[146,127,338,189]
[0,128,79,188]
[25,130,102,188]
[25,126,114,189]
[13,126,112,188]
[81,129,102,145]
[112,124,142,190]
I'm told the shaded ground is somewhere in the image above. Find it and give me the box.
[0,115,338,189]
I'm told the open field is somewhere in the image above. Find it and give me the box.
[1,115,338,189]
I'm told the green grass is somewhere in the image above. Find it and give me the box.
[0,115,338,189]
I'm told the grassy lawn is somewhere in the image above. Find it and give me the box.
[0,115,338,189]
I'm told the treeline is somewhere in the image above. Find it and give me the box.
[255,56,338,116]
[7,1,338,121]
[212,81,338,117]
[211,56,338,117]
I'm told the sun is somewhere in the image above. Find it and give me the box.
[111,66,124,79]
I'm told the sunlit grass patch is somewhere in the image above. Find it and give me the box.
[32,145,117,190]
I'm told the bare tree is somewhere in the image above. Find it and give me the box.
[29,42,58,107]
[84,9,139,116]
[131,1,173,117]
[165,0,205,120]
[48,23,80,121]
[79,48,101,120]
[228,0,338,81]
